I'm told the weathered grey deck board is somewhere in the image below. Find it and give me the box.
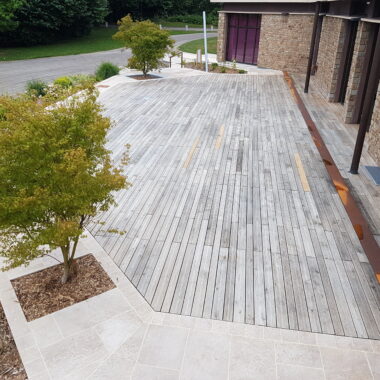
[86,74,380,339]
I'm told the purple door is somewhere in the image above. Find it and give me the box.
[226,14,261,65]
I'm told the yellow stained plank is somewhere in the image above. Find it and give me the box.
[294,153,311,192]
[183,137,200,168]
[215,125,225,149]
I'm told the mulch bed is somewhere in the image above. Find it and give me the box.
[11,254,115,322]
[128,74,161,80]
[185,62,247,74]
[0,303,27,379]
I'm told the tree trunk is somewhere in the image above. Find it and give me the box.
[61,245,73,284]
[61,260,72,284]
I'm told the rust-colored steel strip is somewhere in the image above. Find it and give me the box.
[283,71,380,284]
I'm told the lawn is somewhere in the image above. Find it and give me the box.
[158,21,215,28]
[0,27,201,61]
[179,37,217,55]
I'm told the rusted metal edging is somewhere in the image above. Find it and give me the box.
[283,71,380,284]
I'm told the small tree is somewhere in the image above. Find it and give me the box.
[113,15,174,78]
[0,86,131,283]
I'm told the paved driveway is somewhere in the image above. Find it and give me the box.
[88,72,380,339]
[0,33,215,95]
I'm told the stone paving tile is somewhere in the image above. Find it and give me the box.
[29,314,63,349]
[131,364,179,380]
[181,330,229,380]
[93,310,142,353]
[230,336,276,380]
[367,352,380,380]
[138,325,188,370]
[275,342,322,369]
[320,346,373,380]
[40,329,108,378]
[277,363,325,380]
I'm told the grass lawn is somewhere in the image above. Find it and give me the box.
[179,37,217,55]
[158,21,215,28]
[0,28,201,61]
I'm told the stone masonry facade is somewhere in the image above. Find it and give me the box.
[217,12,228,62]
[313,16,346,101]
[368,84,380,165]
[343,21,371,123]
[257,14,314,73]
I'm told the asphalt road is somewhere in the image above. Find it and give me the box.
[0,33,216,95]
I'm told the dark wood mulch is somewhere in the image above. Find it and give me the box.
[128,74,161,80]
[11,254,115,322]
[0,303,27,379]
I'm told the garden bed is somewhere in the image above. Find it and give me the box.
[0,303,27,379]
[11,254,115,321]
[128,74,162,80]
[185,62,247,74]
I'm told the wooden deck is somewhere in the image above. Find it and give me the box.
[88,73,380,339]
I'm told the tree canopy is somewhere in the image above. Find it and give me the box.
[0,85,130,283]
[0,0,108,46]
[108,0,220,23]
[0,0,23,32]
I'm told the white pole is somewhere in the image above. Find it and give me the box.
[203,11,208,72]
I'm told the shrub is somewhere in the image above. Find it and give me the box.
[220,66,226,73]
[238,69,247,74]
[54,76,73,88]
[69,74,96,86]
[211,62,218,71]
[95,62,120,81]
[26,79,47,97]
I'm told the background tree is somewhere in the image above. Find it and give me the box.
[0,86,130,283]
[107,0,219,23]
[113,15,174,78]
[0,0,109,46]
[0,0,23,32]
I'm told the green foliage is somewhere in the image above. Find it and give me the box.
[108,0,219,23]
[163,13,218,26]
[26,79,47,97]
[0,0,109,47]
[0,87,130,283]
[0,0,23,32]
[220,66,226,73]
[95,62,120,81]
[238,69,247,74]
[211,62,218,71]
[54,76,73,88]
[68,74,96,86]
[114,15,174,77]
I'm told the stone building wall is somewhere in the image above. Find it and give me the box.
[368,84,380,165]
[313,16,346,101]
[343,21,371,123]
[257,14,314,73]
[217,12,228,62]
